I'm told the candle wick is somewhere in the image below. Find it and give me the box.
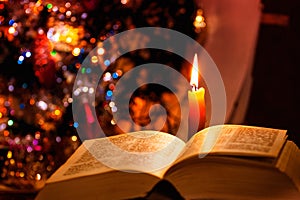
[191,84,198,91]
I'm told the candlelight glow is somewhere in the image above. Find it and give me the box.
[188,53,206,133]
[190,53,199,91]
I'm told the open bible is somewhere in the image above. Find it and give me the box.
[35,125,300,200]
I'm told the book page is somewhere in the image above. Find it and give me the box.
[85,131,185,175]
[177,125,287,162]
[47,143,113,183]
[47,131,185,183]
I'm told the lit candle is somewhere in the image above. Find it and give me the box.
[188,54,206,136]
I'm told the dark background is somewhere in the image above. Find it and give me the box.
[245,0,300,148]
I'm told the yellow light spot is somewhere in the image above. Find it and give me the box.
[0,112,2,118]
[71,135,77,142]
[35,1,42,7]
[35,132,41,139]
[121,0,128,4]
[66,37,72,43]
[7,151,12,159]
[66,10,72,17]
[10,159,15,165]
[194,9,206,30]
[35,173,41,181]
[195,15,204,22]
[54,109,61,116]
[111,119,116,125]
[67,98,73,103]
[19,172,25,178]
[72,47,81,56]
[8,27,16,34]
[91,56,98,63]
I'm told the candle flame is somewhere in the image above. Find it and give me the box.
[190,53,199,91]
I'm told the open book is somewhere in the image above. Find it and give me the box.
[35,125,300,200]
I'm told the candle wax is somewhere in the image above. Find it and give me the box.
[188,87,206,137]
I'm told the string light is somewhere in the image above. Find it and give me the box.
[97,47,105,55]
[18,55,24,62]
[91,56,98,63]
[73,122,79,128]
[104,59,110,66]
[66,10,72,17]
[0,0,206,190]
[8,26,16,34]
[112,72,119,79]
[71,135,77,142]
[65,2,71,8]
[111,119,116,125]
[121,0,128,4]
[88,88,94,94]
[56,136,61,143]
[19,172,25,178]
[8,19,14,26]
[54,109,61,116]
[25,51,31,57]
[81,13,87,19]
[52,6,58,12]
[103,72,112,81]
[7,119,14,126]
[37,101,48,110]
[194,9,206,32]
[35,173,42,181]
[7,151,12,159]
[8,85,14,92]
[72,47,81,56]
[46,4,53,9]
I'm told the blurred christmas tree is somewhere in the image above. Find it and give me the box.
[0,0,206,191]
